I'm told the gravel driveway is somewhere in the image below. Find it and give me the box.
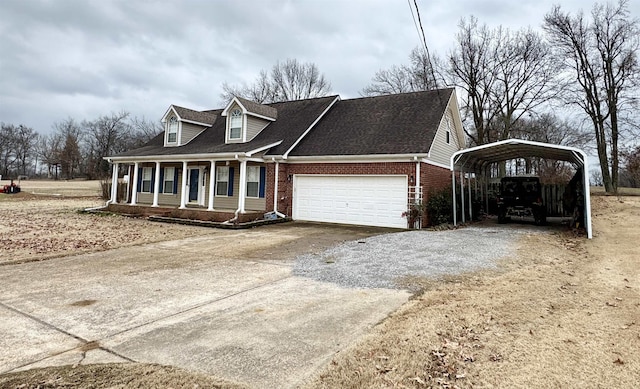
[294,225,538,289]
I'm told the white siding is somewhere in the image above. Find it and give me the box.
[180,122,205,145]
[246,116,270,141]
[428,109,462,167]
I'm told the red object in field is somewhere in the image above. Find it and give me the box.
[0,180,21,194]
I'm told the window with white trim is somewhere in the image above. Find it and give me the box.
[229,109,242,140]
[216,166,229,196]
[167,116,178,143]
[445,114,452,144]
[163,167,175,194]
[142,167,152,193]
[246,166,260,198]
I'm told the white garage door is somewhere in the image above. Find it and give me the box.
[293,175,408,229]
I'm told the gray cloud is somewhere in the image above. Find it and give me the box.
[0,0,637,134]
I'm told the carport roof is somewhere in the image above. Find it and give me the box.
[450,138,588,173]
[450,138,592,239]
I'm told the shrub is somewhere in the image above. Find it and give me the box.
[426,186,453,226]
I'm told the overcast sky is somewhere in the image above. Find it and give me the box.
[1,0,637,135]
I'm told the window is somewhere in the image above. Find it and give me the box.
[216,166,229,196]
[163,167,175,194]
[445,114,452,144]
[142,167,152,193]
[446,130,451,144]
[246,166,260,198]
[167,116,178,143]
[229,109,242,140]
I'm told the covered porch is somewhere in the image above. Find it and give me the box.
[106,156,270,223]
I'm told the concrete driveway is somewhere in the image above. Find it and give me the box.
[0,225,409,388]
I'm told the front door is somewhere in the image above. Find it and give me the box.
[189,169,199,202]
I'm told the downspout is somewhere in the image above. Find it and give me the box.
[272,158,286,218]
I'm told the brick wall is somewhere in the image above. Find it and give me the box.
[271,162,417,218]
[265,161,452,227]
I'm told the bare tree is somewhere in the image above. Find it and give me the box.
[221,70,276,104]
[83,111,132,179]
[53,118,82,179]
[13,125,38,176]
[544,0,640,193]
[491,28,563,141]
[447,17,499,145]
[361,47,439,96]
[37,132,62,178]
[0,123,17,177]
[129,116,163,147]
[220,59,331,104]
[447,17,562,147]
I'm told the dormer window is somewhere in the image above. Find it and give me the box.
[230,109,242,140]
[167,116,178,143]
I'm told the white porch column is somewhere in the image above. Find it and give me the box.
[152,161,161,207]
[110,162,119,204]
[273,161,279,212]
[208,160,216,211]
[238,159,247,213]
[179,161,188,209]
[131,162,139,205]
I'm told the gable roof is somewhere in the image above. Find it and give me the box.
[236,97,278,120]
[169,105,217,126]
[221,96,278,121]
[287,88,454,157]
[113,95,338,159]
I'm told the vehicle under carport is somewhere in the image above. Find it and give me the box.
[450,139,592,239]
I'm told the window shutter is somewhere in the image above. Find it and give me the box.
[173,168,179,194]
[259,166,266,198]
[228,167,234,196]
[159,168,165,193]
[150,168,156,192]
[137,168,142,192]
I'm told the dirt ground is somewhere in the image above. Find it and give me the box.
[1,181,638,388]
[304,195,640,388]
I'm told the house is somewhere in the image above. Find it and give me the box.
[105,88,465,229]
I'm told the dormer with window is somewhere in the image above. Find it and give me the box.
[162,105,216,147]
[221,97,277,144]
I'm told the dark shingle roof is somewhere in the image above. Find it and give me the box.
[288,88,453,156]
[113,89,452,159]
[114,95,338,158]
[173,105,216,125]
[236,97,278,120]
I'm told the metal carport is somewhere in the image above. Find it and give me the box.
[450,139,592,239]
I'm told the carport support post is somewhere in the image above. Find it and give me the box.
[208,160,216,211]
[110,162,119,204]
[484,166,489,216]
[468,173,473,221]
[460,171,466,223]
[152,161,161,207]
[131,162,139,205]
[179,161,188,209]
[452,169,457,226]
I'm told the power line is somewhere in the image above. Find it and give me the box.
[408,1,445,104]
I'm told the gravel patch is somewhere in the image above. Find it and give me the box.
[293,225,538,290]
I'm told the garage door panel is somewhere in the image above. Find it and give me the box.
[293,175,408,229]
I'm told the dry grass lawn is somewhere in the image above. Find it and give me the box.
[0,180,218,264]
[1,181,638,388]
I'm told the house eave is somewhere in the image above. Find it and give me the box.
[284,153,429,163]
